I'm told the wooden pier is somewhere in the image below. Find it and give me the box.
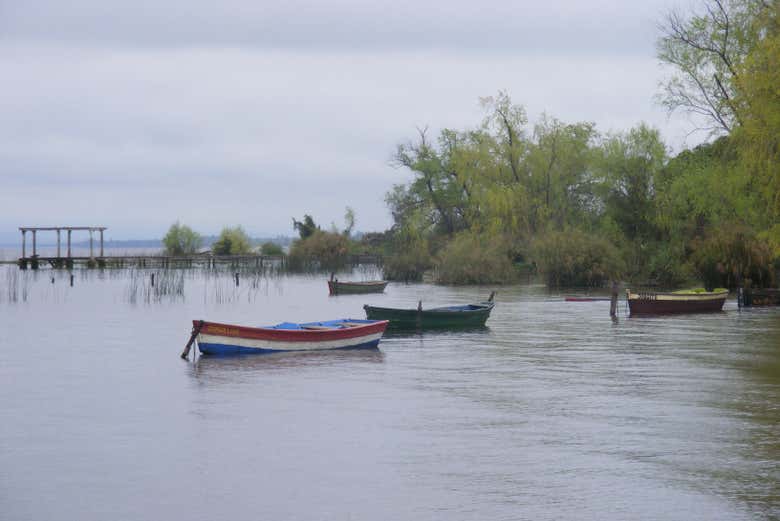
[18,226,109,269]
[14,226,382,270]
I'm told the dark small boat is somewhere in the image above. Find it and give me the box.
[328,274,388,295]
[742,288,780,307]
[364,293,495,329]
[626,289,728,315]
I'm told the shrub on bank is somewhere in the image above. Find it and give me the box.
[645,242,691,287]
[435,232,517,285]
[532,230,624,287]
[212,226,252,255]
[162,222,202,256]
[691,225,776,290]
[288,230,350,271]
[382,230,433,282]
[259,241,284,256]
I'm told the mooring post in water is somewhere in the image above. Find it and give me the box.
[70,274,74,287]
[610,280,619,319]
[181,320,204,360]
[235,272,239,286]
[151,273,155,287]
[416,300,423,331]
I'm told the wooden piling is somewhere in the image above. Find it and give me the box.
[610,280,619,319]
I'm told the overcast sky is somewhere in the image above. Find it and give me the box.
[0,0,698,244]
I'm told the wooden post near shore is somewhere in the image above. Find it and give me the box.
[610,280,620,319]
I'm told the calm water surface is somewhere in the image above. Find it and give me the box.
[1,266,779,520]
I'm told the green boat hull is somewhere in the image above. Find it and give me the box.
[328,280,388,295]
[363,303,494,330]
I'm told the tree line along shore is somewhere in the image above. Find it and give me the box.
[164,1,778,290]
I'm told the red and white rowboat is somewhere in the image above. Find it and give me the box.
[191,318,389,355]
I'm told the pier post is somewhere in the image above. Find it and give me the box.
[89,230,94,258]
[67,230,72,258]
[57,229,61,258]
[32,230,37,257]
[610,280,619,320]
[100,229,104,257]
[21,230,26,259]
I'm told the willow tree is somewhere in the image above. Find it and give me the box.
[595,124,667,275]
[391,127,469,236]
[657,0,766,134]
[733,2,780,252]
[525,116,598,232]
[478,91,529,185]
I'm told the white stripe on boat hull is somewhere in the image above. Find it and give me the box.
[198,332,384,352]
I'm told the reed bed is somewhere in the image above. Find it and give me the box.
[1,262,375,305]
[125,268,186,304]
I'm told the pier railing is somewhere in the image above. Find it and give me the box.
[15,253,383,270]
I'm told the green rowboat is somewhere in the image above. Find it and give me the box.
[328,279,388,295]
[363,293,495,330]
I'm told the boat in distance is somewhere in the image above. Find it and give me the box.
[192,319,389,355]
[364,293,495,330]
[626,288,728,315]
[328,273,388,295]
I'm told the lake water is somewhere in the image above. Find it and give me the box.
[1,265,779,520]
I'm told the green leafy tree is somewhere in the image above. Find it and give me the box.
[292,215,319,240]
[656,0,766,134]
[212,226,252,255]
[162,222,202,256]
[733,3,780,253]
[343,207,356,237]
[597,125,665,229]
[260,241,284,255]
[526,116,597,232]
[392,127,469,236]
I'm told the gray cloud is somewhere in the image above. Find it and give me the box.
[2,0,664,55]
[0,0,697,244]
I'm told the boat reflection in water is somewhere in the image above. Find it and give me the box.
[191,347,385,379]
